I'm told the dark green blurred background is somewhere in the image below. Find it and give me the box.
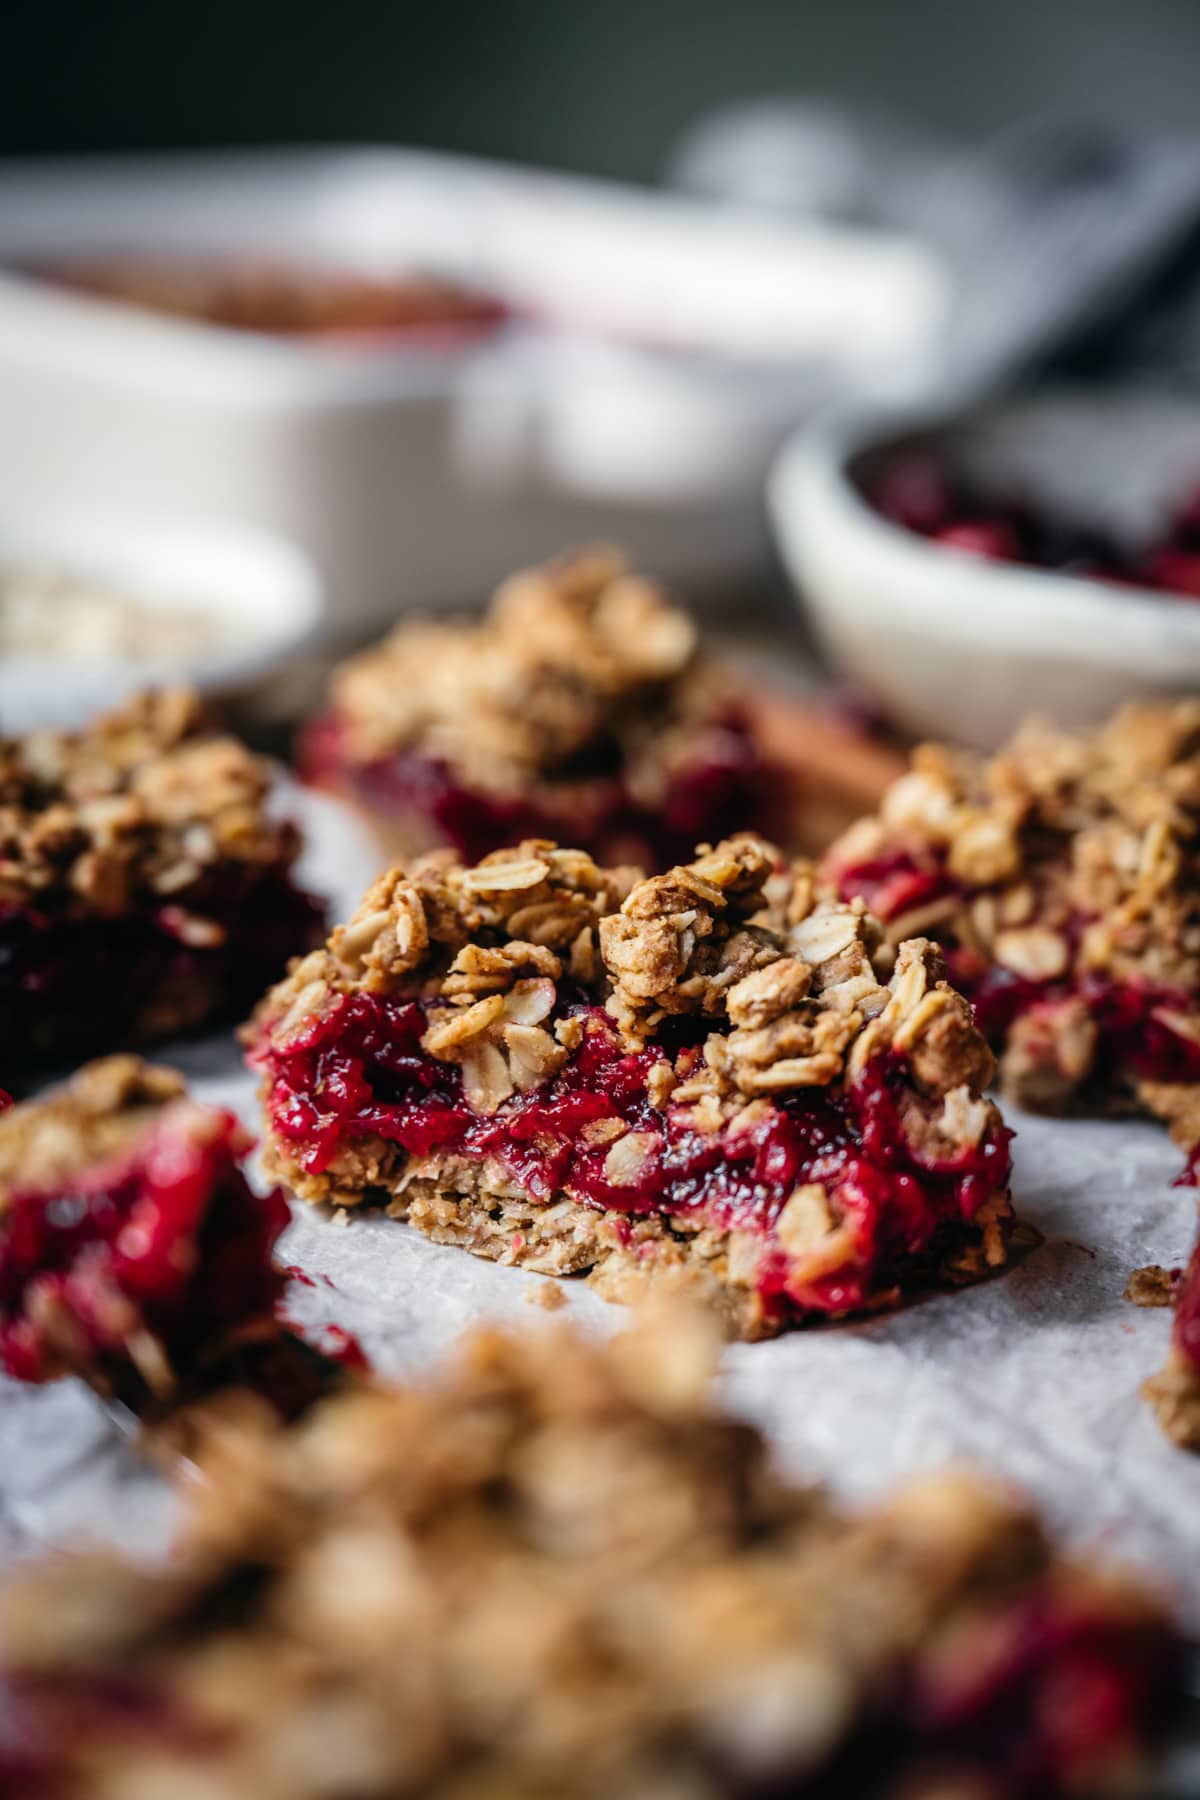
[6,0,1198,177]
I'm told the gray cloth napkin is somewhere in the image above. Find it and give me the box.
[671,102,1200,408]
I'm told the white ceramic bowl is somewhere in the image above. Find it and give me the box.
[0,503,326,732]
[769,386,1200,749]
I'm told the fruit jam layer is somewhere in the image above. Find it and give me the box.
[834,848,1200,1087]
[300,712,770,870]
[255,994,1011,1317]
[1,870,324,1068]
[0,1111,289,1395]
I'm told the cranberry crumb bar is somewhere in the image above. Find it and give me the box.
[1,688,324,1065]
[0,1313,1183,1798]
[0,1056,292,1412]
[299,546,774,870]
[247,834,1014,1337]
[826,701,1200,1118]
[1143,1219,1200,1452]
[824,704,1200,1446]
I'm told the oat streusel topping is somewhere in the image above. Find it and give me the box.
[258,838,636,1025]
[0,687,303,918]
[826,704,1200,1443]
[1,1312,1180,1799]
[0,1055,187,1198]
[827,701,1200,1112]
[327,546,735,794]
[255,833,997,1128]
[832,702,1200,988]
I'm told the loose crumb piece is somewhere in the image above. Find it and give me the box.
[524,1278,567,1310]
[1124,1265,1181,1308]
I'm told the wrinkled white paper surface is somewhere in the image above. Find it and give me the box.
[3,784,1199,1768]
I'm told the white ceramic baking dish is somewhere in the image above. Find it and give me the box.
[769,385,1200,749]
[0,146,949,636]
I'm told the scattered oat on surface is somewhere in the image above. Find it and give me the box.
[523,1278,567,1311]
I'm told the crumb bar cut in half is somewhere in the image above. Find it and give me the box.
[299,546,777,870]
[825,701,1200,1119]
[248,834,1015,1337]
[1,687,324,1066]
[0,1312,1183,1799]
[0,1056,301,1415]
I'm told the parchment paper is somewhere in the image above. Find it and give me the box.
[3,784,1199,1773]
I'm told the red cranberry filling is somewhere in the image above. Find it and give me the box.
[898,1591,1185,1788]
[834,850,1200,1089]
[868,455,1200,600]
[0,868,324,1066]
[253,993,1011,1318]
[299,712,772,870]
[0,1110,289,1397]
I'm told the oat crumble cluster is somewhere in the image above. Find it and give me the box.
[0,1314,1181,1798]
[248,833,1014,1338]
[0,1056,290,1408]
[300,547,773,869]
[827,701,1200,1115]
[0,687,323,1063]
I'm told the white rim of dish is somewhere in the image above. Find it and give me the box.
[0,504,328,687]
[768,418,1200,665]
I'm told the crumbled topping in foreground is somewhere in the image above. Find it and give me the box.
[0,687,303,916]
[326,546,736,792]
[1,1313,1180,1798]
